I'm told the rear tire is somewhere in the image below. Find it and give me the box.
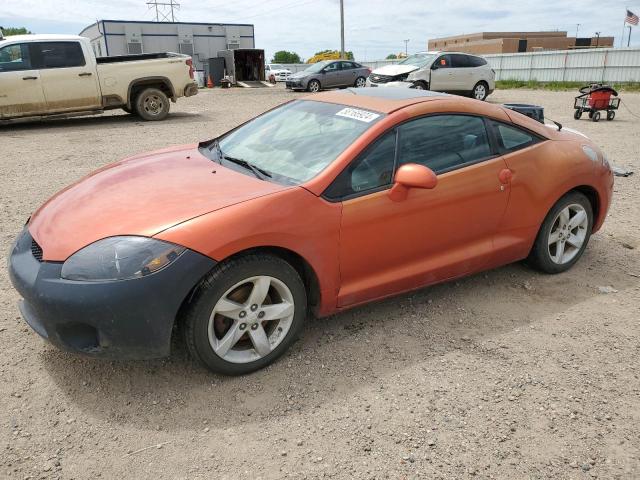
[573,109,582,120]
[183,254,307,375]
[134,88,170,121]
[354,76,366,88]
[472,81,489,101]
[607,110,615,121]
[592,111,600,122]
[527,191,593,274]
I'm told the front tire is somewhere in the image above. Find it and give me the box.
[135,88,170,121]
[472,81,489,101]
[412,80,428,90]
[183,254,307,375]
[307,79,321,93]
[527,191,593,274]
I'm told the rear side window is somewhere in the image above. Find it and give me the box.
[398,115,492,174]
[450,54,471,68]
[35,42,86,69]
[324,130,397,200]
[467,55,488,67]
[491,121,539,152]
[340,61,354,70]
[0,43,31,71]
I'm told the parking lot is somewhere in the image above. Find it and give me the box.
[1,85,639,479]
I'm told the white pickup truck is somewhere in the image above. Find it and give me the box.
[0,33,198,122]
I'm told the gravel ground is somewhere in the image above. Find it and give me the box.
[1,86,639,480]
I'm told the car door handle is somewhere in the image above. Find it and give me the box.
[498,168,513,184]
[22,76,38,80]
[78,72,93,77]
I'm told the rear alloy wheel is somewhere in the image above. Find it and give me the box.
[354,76,366,88]
[472,82,488,101]
[307,79,321,93]
[184,254,307,375]
[135,88,170,121]
[528,192,593,274]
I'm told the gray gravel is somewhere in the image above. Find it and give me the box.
[1,85,639,479]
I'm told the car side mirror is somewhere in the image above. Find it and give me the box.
[388,163,437,201]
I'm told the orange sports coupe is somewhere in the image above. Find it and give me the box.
[9,88,613,374]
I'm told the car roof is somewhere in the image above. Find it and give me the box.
[305,87,450,114]
[0,34,85,44]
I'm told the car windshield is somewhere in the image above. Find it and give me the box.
[304,61,330,73]
[399,53,436,68]
[207,100,384,184]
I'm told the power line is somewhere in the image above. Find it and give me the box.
[146,0,180,22]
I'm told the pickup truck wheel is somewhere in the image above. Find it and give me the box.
[135,88,170,121]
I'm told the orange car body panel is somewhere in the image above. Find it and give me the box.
[28,91,614,317]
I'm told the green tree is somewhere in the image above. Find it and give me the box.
[386,53,398,59]
[1,26,32,36]
[313,49,355,60]
[271,50,302,64]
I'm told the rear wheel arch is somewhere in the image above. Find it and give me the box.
[127,77,175,108]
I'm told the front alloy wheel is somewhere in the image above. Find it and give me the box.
[307,79,321,93]
[183,254,307,375]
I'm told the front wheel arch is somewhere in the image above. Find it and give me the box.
[175,246,321,336]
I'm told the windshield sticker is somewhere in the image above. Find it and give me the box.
[335,107,380,123]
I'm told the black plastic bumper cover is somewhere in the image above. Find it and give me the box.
[8,229,217,359]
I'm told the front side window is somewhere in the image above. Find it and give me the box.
[0,43,31,71]
[435,55,451,68]
[206,100,384,184]
[492,121,538,151]
[36,42,85,68]
[324,130,396,200]
[324,62,340,72]
[398,115,492,174]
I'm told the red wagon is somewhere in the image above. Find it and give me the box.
[574,84,619,122]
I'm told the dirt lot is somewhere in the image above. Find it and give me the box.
[1,86,639,480]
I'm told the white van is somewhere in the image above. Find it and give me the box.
[367,51,495,101]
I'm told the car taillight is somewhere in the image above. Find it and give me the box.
[186,58,194,79]
[366,68,372,74]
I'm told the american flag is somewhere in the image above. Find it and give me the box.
[626,9,639,25]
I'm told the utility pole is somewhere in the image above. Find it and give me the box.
[595,31,600,48]
[575,23,581,38]
[403,39,409,56]
[340,0,345,58]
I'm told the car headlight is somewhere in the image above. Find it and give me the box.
[61,236,186,282]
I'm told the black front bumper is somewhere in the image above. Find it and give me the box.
[8,229,216,359]
[285,80,304,90]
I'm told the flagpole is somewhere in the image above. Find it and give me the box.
[622,7,627,47]
[629,26,633,47]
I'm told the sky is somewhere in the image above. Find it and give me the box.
[1,0,638,61]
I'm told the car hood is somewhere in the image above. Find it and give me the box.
[291,71,311,79]
[28,144,288,261]
[371,64,419,76]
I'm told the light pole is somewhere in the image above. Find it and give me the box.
[340,0,345,58]
[595,31,600,48]
[575,23,580,38]
[403,39,409,56]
